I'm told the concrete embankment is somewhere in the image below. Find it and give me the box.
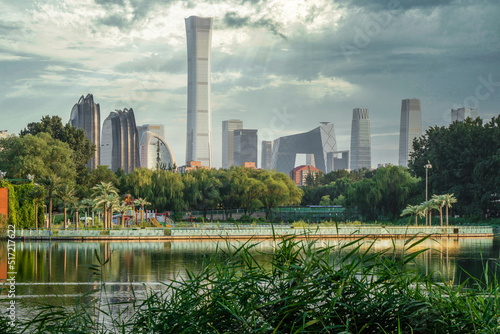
[10,225,494,241]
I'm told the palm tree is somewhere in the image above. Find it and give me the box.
[442,193,458,227]
[29,185,45,230]
[431,194,447,227]
[39,175,60,229]
[135,198,151,223]
[420,201,439,226]
[80,198,95,228]
[92,182,119,229]
[70,196,82,230]
[57,184,75,230]
[401,204,425,226]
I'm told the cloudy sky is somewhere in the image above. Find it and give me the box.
[1,0,499,168]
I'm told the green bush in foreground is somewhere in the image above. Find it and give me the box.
[4,236,500,333]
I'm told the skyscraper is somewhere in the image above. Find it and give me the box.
[261,141,272,169]
[451,107,478,122]
[399,99,422,167]
[234,129,258,167]
[185,16,213,168]
[350,108,371,170]
[101,108,140,173]
[271,123,337,174]
[139,131,176,170]
[69,94,100,169]
[222,120,243,168]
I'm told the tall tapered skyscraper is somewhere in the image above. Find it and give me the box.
[399,99,422,167]
[222,120,243,168]
[350,108,371,170]
[185,16,213,167]
[70,94,100,169]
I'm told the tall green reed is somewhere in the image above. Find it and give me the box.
[1,235,499,333]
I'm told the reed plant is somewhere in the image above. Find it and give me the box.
[2,235,500,333]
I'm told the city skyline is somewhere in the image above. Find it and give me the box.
[1,0,499,168]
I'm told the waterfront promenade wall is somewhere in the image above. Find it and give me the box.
[11,225,494,240]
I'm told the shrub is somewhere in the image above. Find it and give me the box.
[258,217,266,222]
[239,215,252,222]
[171,212,183,222]
[227,217,235,223]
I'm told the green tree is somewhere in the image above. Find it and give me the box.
[92,182,119,229]
[57,184,76,230]
[0,133,76,228]
[401,204,424,226]
[319,195,331,206]
[19,115,95,184]
[442,193,458,226]
[409,116,500,217]
[135,198,151,223]
[431,194,447,226]
[259,172,290,220]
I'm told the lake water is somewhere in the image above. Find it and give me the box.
[1,236,500,306]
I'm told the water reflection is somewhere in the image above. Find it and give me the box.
[1,236,499,301]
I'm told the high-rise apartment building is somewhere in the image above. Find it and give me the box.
[101,108,140,173]
[234,129,258,167]
[185,16,213,167]
[398,99,422,167]
[261,141,272,169]
[222,120,243,168]
[451,107,478,122]
[350,108,371,170]
[69,94,100,169]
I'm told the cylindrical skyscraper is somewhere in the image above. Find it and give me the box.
[350,108,371,171]
[185,16,213,168]
[398,98,422,167]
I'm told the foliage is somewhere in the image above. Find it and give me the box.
[19,115,95,184]
[409,116,500,217]
[0,182,44,228]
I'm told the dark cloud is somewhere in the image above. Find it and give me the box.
[222,11,287,39]
[336,0,455,11]
[98,14,132,29]
[94,0,126,6]
[0,21,23,33]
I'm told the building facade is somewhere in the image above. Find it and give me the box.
[398,99,422,167]
[350,108,371,170]
[137,124,165,140]
[261,141,272,169]
[234,129,258,167]
[139,131,176,170]
[222,120,243,169]
[100,109,140,173]
[69,94,100,169]
[271,123,337,174]
[290,165,322,186]
[330,150,350,171]
[451,107,478,122]
[185,16,214,168]
[0,130,8,139]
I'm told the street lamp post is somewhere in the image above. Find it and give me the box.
[424,161,432,226]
